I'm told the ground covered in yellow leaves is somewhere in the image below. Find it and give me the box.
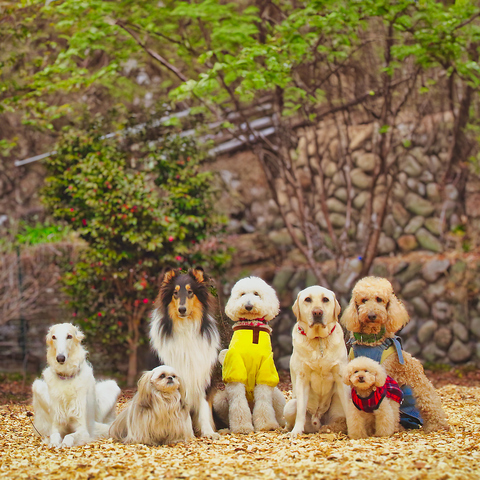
[1,384,479,479]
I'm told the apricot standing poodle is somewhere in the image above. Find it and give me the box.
[341,276,449,433]
[343,356,402,438]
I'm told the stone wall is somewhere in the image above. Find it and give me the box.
[267,251,480,370]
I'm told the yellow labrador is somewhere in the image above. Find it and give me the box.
[284,286,349,438]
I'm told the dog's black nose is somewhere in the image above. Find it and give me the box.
[368,313,377,321]
[178,305,187,315]
[167,376,174,383]
[358,376,365,382]
[56,354,66,364]
[245,302,253,311]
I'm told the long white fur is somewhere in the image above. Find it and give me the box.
[213,276,285,433]
[150,310,220,438]
[32,323,120,447]
[285,286,349,438]
[109,365,194,445]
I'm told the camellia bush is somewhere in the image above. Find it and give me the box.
[42,123,228,385]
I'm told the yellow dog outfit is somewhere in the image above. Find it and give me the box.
[222,319,279,402]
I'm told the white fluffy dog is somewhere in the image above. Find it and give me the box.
[110,365,194,445]
[213,277,286,433]
[32,323,120,447]
[285,286,349,438]
[343,356,403,439]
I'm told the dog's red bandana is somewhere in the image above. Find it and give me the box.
[351,376,403,413]
[297,323,336,338]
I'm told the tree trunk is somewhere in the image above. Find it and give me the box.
[126,339,138,388]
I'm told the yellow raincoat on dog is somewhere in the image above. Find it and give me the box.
[222,324,279,403]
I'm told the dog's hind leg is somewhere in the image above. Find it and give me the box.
[253,384,280,431]
[283,398,297,431]
[32,379,52,437]
[319,391,347,434]
[95,380,121,425]
[212,389,230,426]
[226,382,254,434]
[272,387,286,428]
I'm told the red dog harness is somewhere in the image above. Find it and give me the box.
[351,376,403,413]
[297,323,336,338]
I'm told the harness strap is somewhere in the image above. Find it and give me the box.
[232,324,272,344]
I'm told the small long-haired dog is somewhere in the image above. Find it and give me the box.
[150,267,220,438]
[32,323,120,447]
[343,357,403,438]
[342,276,449,432]
[213,276,286,434]
[110,366,194,445]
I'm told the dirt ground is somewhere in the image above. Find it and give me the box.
[1,371,480,480]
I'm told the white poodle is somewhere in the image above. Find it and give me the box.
[213,277,286,433]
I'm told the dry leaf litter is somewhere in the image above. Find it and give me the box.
[1,384,479,479]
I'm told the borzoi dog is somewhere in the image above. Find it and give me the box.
[32,323,120,447]
[150,267,220,438]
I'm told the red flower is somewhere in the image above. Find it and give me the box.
[143,298,149,304]
[72,312,77,317]
[98,312,102,317]
[175,255,183,261]
[82,219,87,226]
[168,236,174,242]
[70,208,74,212]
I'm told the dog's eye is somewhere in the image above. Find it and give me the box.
[354,370,358,374]
[173,291,179,298]
[362,298,367,304]
[160,373,165,379]
[253,292,259,297]
[322,297,330,303]
[365,370,368,373]
[187,290,194,298]
[376,297,383,303]
[67,334,72,339]
[305,297,312,303]
[52,335,56,340]
[240,293,245,297]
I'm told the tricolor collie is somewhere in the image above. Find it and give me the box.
[150,267,220,438]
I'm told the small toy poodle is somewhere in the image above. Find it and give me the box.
[213,276,285,434]
[343,356,403,438]
[341,276,449,433]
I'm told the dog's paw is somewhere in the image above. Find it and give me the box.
[254,421,280,432]
[289,428,304,440]
[202,431,220,440]
[61,434,75,448]
[423,421,450,434]
[49,433,62,448]
[230,424,254,435]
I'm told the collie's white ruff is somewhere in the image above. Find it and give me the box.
[150,310,220,438]
[32,323,120,447]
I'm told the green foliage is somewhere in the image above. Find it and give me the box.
[15,222,71,246]
[41,122,228,378]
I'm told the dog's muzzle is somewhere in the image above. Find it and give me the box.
[244,301,254,312]
[56,354,66,364]
[367,312,377,322]
[311,308,324,325]
[178,305,187,315]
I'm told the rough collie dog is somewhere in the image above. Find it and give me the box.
[32,323,120,447]
[110,365,194,445]
[150,267,220,438]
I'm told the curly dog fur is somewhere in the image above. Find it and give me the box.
[342,276,449,433]
[343,357,401,439]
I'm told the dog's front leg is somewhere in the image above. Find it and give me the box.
[252,384,280,431]
[373,401,396,437]
[196,397,220,439]
[226,382,254,434]
[345,402,368,439]
[290,377,309,438]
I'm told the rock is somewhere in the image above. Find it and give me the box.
[287,248,307,264]
[372,262,389,278]
[349,124,373,150]
[268,229,294,247]
[355,153,378,172]
[452,322,469,342]
[277,334,293,354]
[476,342,480,360]
[383,215,397,237]
[396,262,423,285]
[416,228,443,253]
[445,184,459,201]
[324,161,337,178]
[277,354,291,371]
[407,178,426,196]
[420,171,434,183]
[334,187,348,203]
[425,281,446,302]
[404,216,424,234]
[448,340,472,363]
[272,267,295,294]
[394,261,409,275]
[403,338,421,357]
[410,297,430,317]
[422,343,445,362]
[377,234,396,255]
[350,168,373,189]
[400,318,417,336]
[470,317,480,339]
[402,155,423,177]
[288,270,306,290]
[432,301,451,323]
[421,258,450,283]
[327,198,347,214]
[397,235,418,252]
[426,183,441,202]
[330,213,346,228]
[392,202,410,227]
[405,193,435,217]
[434,327,453,350]
[425,217,443,236]
[402,279,427,299]
[417,320,438,344]
[353,191,370,210]
[332,171,346,187]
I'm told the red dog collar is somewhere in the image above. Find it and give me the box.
[298,323,336,338]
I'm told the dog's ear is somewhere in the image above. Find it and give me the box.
[73,325,85,343]
[374,365,387,388]
[46,326,55,346]
[342,365,353,386]
[137,371,155,409]
[386,292,409,333]
[334,298,341,321]
[190,267,206,284]
[292,295,301,321]
[162,268,176,285]
[341,296,361,332]
[264,283,280,321]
